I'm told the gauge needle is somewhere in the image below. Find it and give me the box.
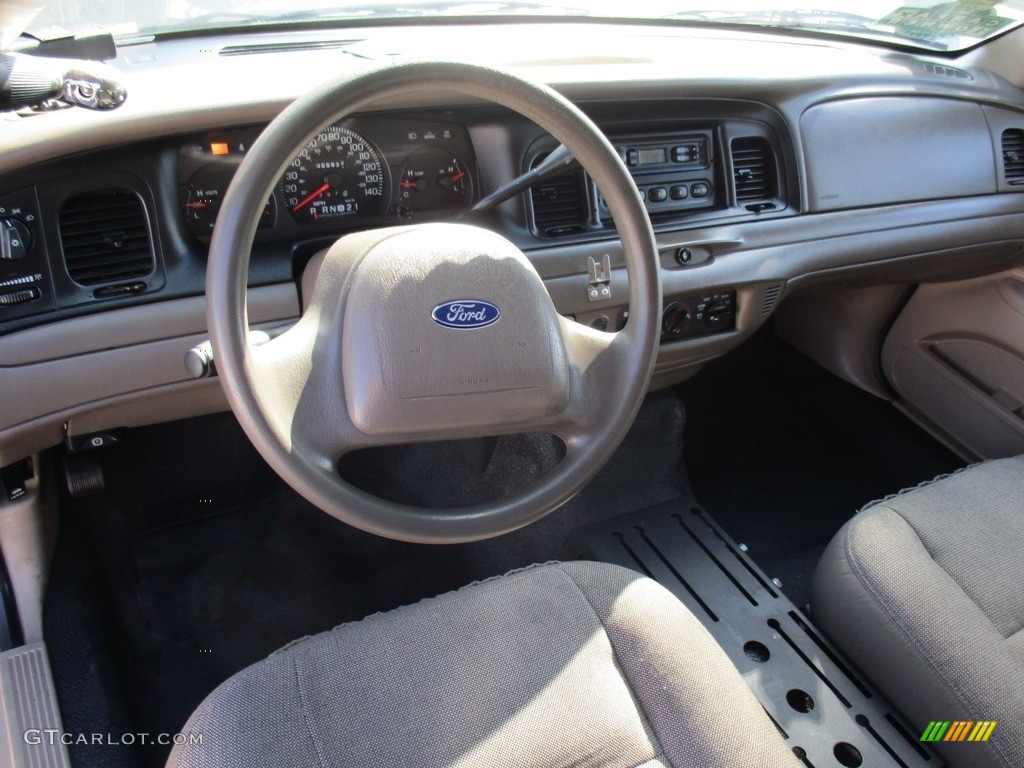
[292,182,330,212]
[185,202,208,209]
[450,172,466,183]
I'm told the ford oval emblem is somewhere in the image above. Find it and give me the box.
[431,300,501,329]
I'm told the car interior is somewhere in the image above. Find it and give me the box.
[0,1,1022,767]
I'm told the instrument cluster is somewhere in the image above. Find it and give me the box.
[178,117,477,241]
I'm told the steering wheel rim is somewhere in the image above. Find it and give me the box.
[207,61,661,544]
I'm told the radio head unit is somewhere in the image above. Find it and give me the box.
[603,130,717,218]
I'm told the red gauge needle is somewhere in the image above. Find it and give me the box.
[450,171,466,183]
[399,180,418,189]
[185,202,208,209]
[292,182,330,212]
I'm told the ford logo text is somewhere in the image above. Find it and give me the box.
[431,300,501,329]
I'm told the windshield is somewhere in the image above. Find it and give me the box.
[25,0,1024,53]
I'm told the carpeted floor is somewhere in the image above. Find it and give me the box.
[679,328,963,608]
[45,392,690,768]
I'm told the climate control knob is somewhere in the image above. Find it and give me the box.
[662,302,691,338]
[705,300,735,330]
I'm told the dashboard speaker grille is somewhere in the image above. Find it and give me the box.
[731,137,776,203]
[59,189,155,286]
[1001,129,1024,185]
[529,155,588,237]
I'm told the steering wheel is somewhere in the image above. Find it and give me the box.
[207,61,661,544]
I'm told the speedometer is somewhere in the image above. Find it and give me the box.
[280,126,388,224]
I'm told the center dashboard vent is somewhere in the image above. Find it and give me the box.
[731,137,776,204]
[528,153,589,237]
[1001,129,1024,185]
[59,189,155,286]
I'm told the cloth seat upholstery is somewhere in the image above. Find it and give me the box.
[168,560,799,768]
[812,456,1024,768]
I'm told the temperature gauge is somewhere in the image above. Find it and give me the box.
[397,148,472,216]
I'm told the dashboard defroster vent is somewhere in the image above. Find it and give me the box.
[59,189,155,286]
[731,137,776,204]
[529,157,588,237]
[1001,129,1024,185]
[220,39,364,56]
[920,62,972,81]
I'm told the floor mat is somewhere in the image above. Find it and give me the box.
[680,329,963,608]
[48,391,690,767]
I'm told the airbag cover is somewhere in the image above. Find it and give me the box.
[341,224,569,435]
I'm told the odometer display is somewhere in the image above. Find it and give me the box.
[281,126,387,224]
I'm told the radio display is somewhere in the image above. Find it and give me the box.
[638,147,667,165]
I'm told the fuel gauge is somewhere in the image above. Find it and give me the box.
[397,148,472,216]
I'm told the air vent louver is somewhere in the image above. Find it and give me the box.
[731,137,776,204]
[1001,129,1024,186]
[529,154,588,237]
[59,189,154,286]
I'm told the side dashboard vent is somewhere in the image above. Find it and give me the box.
[731,137,776,204]
[1001,129,1024,185]
[59,189,155,286]
[528,155,588,236]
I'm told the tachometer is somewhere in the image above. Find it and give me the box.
[281,126,388,224]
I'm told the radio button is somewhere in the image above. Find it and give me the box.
[625,148,639,167]
[648,187,668,203]
[672,145,696,163]
[670,185,689,200]
[691,182,710,198]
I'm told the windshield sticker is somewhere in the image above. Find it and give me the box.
[881,1,1015,41]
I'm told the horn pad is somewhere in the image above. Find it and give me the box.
[340,224,570,436]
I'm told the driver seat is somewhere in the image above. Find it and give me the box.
[167,560,799,767]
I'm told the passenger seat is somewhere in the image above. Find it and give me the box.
[811,456,1024,768]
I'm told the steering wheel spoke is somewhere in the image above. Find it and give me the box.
[546,317,639,456]
[244,317,343,462]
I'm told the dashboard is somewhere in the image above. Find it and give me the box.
[2,21,1024,466]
